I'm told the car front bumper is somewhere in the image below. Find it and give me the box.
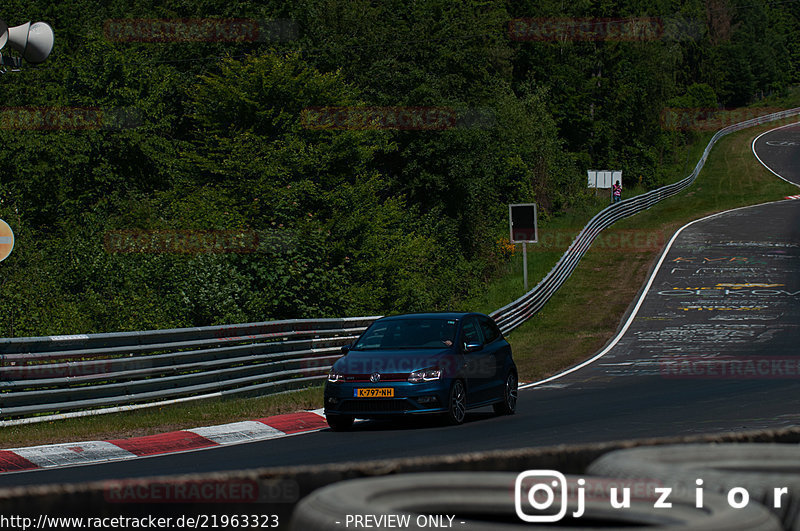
[324,380,451,418]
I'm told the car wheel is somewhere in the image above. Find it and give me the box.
[493,370,517,416]
[326,414,354,432]
[444,380,467,425]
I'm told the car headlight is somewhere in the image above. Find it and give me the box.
[328,370,345,383]
[408,367,442,383]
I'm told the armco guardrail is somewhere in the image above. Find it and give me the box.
[2,108,798,423]
[0,317,378,423]
[491,106,800,335]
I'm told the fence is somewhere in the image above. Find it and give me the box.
[0,318,376,423]
[2,107,798,423]
[491,106,800,334]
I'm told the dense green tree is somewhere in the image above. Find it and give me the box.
[0,0,798,336]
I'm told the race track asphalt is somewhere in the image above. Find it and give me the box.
[3,131,800,489]
[753,122,800,186]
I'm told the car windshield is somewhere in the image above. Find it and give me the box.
[353,318,458,350]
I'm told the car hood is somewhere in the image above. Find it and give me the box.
[333,348,454,375]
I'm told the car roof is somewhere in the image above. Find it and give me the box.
[377,312,485,321]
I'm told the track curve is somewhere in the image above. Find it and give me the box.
[753,122,800,186]
[3,133,800,489]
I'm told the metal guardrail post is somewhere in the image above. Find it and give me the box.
[1,108,798,423]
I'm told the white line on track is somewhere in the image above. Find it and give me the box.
[752,122,800,188]
[520,124,799,390]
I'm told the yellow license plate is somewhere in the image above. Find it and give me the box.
[355,388,394,398]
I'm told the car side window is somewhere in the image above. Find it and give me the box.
[479,317,500,344]
[461,317,484,347]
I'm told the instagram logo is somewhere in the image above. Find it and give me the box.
[515,470,569,522]
[515,470,682,522]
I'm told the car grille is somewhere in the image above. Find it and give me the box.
[343,373,408,383]
[338,399,411,413]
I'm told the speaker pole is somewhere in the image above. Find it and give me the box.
[0,53,22,69]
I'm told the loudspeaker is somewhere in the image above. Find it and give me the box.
[0,20,54,63]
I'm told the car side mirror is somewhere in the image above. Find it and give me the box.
[464,343,483,353]
[341,344,351,355]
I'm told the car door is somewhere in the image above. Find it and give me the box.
[478,315,508,397]
[460,316,494,405]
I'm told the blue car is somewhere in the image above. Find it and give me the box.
[324,312,518,431]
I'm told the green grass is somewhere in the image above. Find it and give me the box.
[464,131,714,315]
[3,107,799,448]
[506,123,799,382]
[0,387,323,448]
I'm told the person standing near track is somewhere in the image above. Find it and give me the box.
[612,180,622,203]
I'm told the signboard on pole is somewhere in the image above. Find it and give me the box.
[587,170,622,189]
[0,219,14,262]
[509,203,537,292]
[509,203,538,243]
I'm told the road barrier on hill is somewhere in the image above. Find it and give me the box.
[1,107,799,423]
[491,106,800,334]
